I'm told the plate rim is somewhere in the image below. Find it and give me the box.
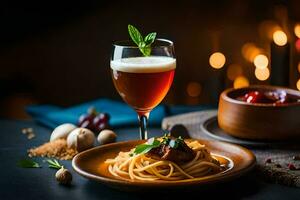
[200,116,265,146]
[72,139,256,187]
[200,116,297,147]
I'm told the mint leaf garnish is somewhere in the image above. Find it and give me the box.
[128,24,143,46]
[144,32,157,45]
[134,137,161,155]
[128,24,157,56]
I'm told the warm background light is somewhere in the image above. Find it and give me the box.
[227,64,243,81]
[258,20,281,40]
[296,39,300,53]
[234,76,249,89]
[209,52,226,69]
[254,54,268,69]
[255,68,270,81]
[294,24,300,38]
[297,79,300,91]
[273,30,287,46]
[241,43,260,62]
[298,62,300,73]
[186,82,202,97]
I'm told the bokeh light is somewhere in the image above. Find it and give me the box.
[273,30,287,46]
[295,39,300,53]
[255,68,270,81]
[294,24,300,38]
[227,64,243,81]
[298,62,300,74]
[241,43,261,62]
[297,79,300,91]
[209,52,226,69]
[254,54,269,69]
[187,82,202,97]
[234,76,249,89]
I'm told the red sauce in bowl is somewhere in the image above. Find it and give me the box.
[237,90,300,105]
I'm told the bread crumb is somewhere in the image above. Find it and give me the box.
[28,139,77,160]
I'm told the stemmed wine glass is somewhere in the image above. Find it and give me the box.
[110,39,176,140]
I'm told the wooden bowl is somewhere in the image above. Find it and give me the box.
[218,85,300,140]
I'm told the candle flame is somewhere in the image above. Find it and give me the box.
[254,54,268,69]
[297,79,300,91]
[294,24,300,38]
[209,52,226,69]
[273,30,287,46]
[255,68,270,81]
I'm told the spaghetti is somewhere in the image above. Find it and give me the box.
[105,140,222,181]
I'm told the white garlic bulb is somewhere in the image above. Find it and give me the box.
[67,128,95,152]
[97,129,117,145]
[50,123,77,141]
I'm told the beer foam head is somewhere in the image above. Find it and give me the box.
[110,56,176,73]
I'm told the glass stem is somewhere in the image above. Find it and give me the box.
[138,113,149,140]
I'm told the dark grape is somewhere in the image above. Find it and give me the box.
[78,114,93,126]
[95,122,109,133]
[103,113,110,121]
[77,107,110,133]
[93,113,110,127]
[79,119,94,130]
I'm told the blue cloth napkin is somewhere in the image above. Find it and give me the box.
[26,98,215,129]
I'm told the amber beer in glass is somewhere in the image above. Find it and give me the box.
[110,39,176,139]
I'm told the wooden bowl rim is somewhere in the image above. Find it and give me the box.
[221,85,300,107]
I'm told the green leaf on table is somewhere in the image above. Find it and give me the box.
[46,159,63,170]
[18,159,41,168]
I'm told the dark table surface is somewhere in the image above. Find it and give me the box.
[0,119,299,200]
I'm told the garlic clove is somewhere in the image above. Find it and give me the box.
[50,123,77,142]
[55,167,72,185]
[67,128,95,152]
[97,129,117,145]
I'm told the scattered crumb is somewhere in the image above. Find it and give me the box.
[22,128,33,134]
[27,133,35,139]
[28,139,77,160]
[22,128,35,139]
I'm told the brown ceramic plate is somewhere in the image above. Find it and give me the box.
[72,140,256,191]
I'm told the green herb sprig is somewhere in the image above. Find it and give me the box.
[169,136,184,148]
[46,159,63,170]
[18,159,41,168]
[128,24,157,56]
[133,135,186,156]
[133,137,161,155]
